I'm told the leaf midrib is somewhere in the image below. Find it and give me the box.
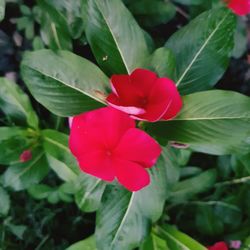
[44,136,70,153]
[22,63,106,105]
[176,12,230,87]
[110,192,135,247]
[79,179,102,208]
[95,0,130,74]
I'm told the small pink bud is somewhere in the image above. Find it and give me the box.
[19,150,32,162]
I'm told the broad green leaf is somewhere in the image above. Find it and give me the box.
[46,154,77,182]
[96,186,150,250]
[86,0,150,75]
[0,78,38,128]
[213,202,242,230]
[0,0,5,21]
[75,174,106,212]
[0,127,30,165]
[0,186,10,217]
[66,236,96,250]
[141,233,170,250]
[195,205,224,236]
[45,0,85,39]
[95,151,178,249]
[232,17,247,59]
[156,225,207,250]
[37,0,72,50]
[6,223,27,240]
[42,129,80,179]
[180,167,202,179]
[150,47,176,80]
[28,184,53,199]
[21,49,109,116]
[170,169,217,202]
[127,0,176,28]
[146,90,250,155]
[2,148,49,191]
[165,8,236,94]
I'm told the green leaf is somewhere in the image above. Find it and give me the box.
[5,221,27,240]
[86,0,150,75]
[42,129,80,179]
[2,148,49,191]
[127,0,176,28]
[66,236,96,250]
[95,151,178,249]
[0,186,10,217]
[170,169,217,202]
[146,90,250,155]
[141,233,170,250]
[156,225,207,250]
[195,205,224,236]
[165,8,236,94]
[38,0,72,50]
[96,186,150,250]
[21,49,109,116]
[0,0,5,21]
[150,47,176,80]
[0,77,39,128]
[28,184,53,199]
[232,17,247,59]
[46,154,77,182]
[0,127,30,165]
[75,174,106,212]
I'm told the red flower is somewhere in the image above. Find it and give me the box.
[225,0,250,16]
[208,242,228,250]
[19,150,32,162]
[69,107,161,191]
[106,68,182,122]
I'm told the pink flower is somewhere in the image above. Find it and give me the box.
[230,240,241,249]
[69,107,162,191]
[208,242,228,250]
[224,0,250,16]
[19,150,32,162]
[106,68,182,122]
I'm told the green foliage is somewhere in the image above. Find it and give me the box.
[86,0,151,75]
[21,50,108,116]
[2,148,49,191]
[66,236,96,250]
[126,0,176,28]
[147,90,250,155]
[0,78,39,128]
[0,0,5,21]
[166,8,236,94]
[1,0,250,249]
[0,186,10,217]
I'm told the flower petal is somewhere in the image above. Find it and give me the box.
[115,128,162,168]
[110,75,141,104]
[115,159,150,191]
[130,68,157,93]
[107,93,146,115]
[136,78,180,122]
[69,107,135,157]
[78,151,115,182]
[227,0,250,16]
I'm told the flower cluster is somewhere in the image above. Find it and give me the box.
[69,69,182,191]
